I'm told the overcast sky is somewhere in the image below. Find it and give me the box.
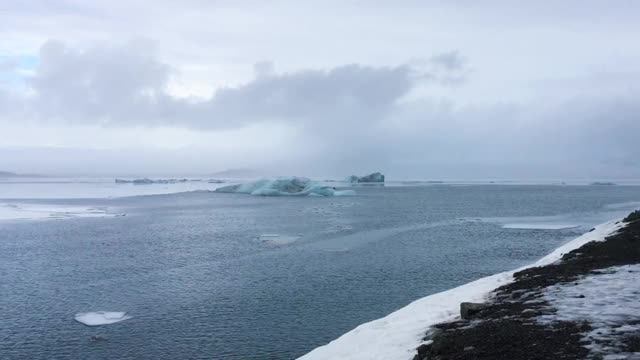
[1,0,639,179]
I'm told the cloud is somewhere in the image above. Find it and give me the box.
[430,51,466,71]
[199,63,414,128]
[5,40,468,130]
[2,39,640,179]
[28,40,172,125]
[0,59,19,72]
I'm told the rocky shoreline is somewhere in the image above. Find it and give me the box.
[414,211,640,360]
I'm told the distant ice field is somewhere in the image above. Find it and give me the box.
[0,182,639,359]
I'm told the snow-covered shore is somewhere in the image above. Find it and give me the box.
[299,219,627,360]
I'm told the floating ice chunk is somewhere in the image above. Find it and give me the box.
[74,311,132,326]
[0,203,120,221]
[471,215,585,231]
[215,177,355,197]
[502,223,579,230]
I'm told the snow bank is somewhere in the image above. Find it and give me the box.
[298,219,623,360]
[215,177,355,197]
[74,311,132,326]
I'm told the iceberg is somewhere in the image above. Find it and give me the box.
[215,177,355,197]
[74,311,132,326]
[115,178,197,185]
[347,172,385,184]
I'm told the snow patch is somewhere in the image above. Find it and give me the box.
[298,219,623,360]
[74,311,132,326]
[540,264,640,358]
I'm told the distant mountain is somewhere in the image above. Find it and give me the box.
[0,171,19,177]
[209,168,264,179]
[0,171,42,178]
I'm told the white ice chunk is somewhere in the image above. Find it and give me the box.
[74,311,132,326]
[502,223,579,230]
[0,203,120,221]
[216,177,355,197]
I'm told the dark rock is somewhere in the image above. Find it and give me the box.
[413,343,431,360]
[624,210,640,223]
[460,302,488,319]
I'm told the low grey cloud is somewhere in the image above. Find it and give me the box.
[429,51,466,71]
[11,40,466,130]
[1,38,640,179]
[28,40,172,125]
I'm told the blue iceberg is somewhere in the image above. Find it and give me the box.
[215,177,355,197]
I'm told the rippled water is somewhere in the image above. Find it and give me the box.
[1,185,639,359]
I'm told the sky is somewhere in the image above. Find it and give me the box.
[1,0,639,179]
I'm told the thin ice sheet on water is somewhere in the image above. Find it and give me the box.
[501,223,579,230]
[0,203,117,221]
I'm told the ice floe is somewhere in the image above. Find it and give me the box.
[501,223,579,230]
[216,177,355,197]
[74,311,132,326]
[298,219,623,360]
[470,214,595,232]
[0,203,121,221]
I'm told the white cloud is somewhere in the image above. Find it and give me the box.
[1,1,640,178]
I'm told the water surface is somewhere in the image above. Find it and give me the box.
[1,184,639,359]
